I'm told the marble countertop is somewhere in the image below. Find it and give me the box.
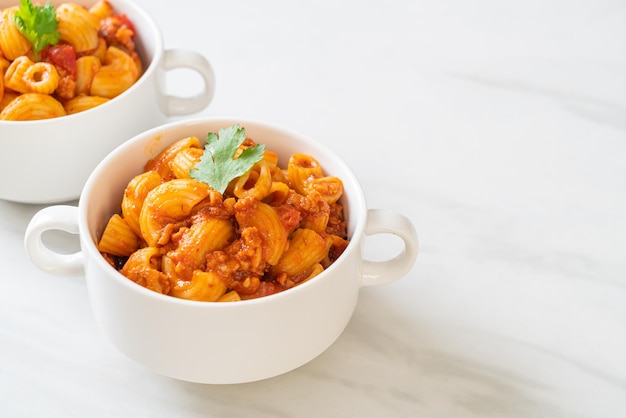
[1,0,625,416]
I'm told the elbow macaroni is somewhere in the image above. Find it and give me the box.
[98,133,350,302]
[0,0,142,120]
[0,92,66,120]
[56,3,100,53]
[0,7,31,60]
[89,45,139,98]
[4,56,59,94]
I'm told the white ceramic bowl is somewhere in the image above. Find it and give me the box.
[0,0,215,204]
[24,117,419,384]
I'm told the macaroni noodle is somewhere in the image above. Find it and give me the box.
[0,0,142,120]
[98,133,350,302]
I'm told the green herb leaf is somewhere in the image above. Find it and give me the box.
[14,0,60,61]
[190,124,266,194]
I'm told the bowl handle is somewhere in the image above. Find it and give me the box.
[360,209,419,286]
[161,49,216,116]
[24,205,85,277]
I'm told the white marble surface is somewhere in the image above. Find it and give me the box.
[1,0,625,416]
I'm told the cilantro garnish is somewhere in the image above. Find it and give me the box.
[190,125,266,194]
[14,0,60,61]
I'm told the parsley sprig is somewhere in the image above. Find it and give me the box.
[190,125,266,194]
[14,0,60,61]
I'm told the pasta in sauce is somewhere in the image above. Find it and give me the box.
[98,134,350,302]
[0,0,142,120]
